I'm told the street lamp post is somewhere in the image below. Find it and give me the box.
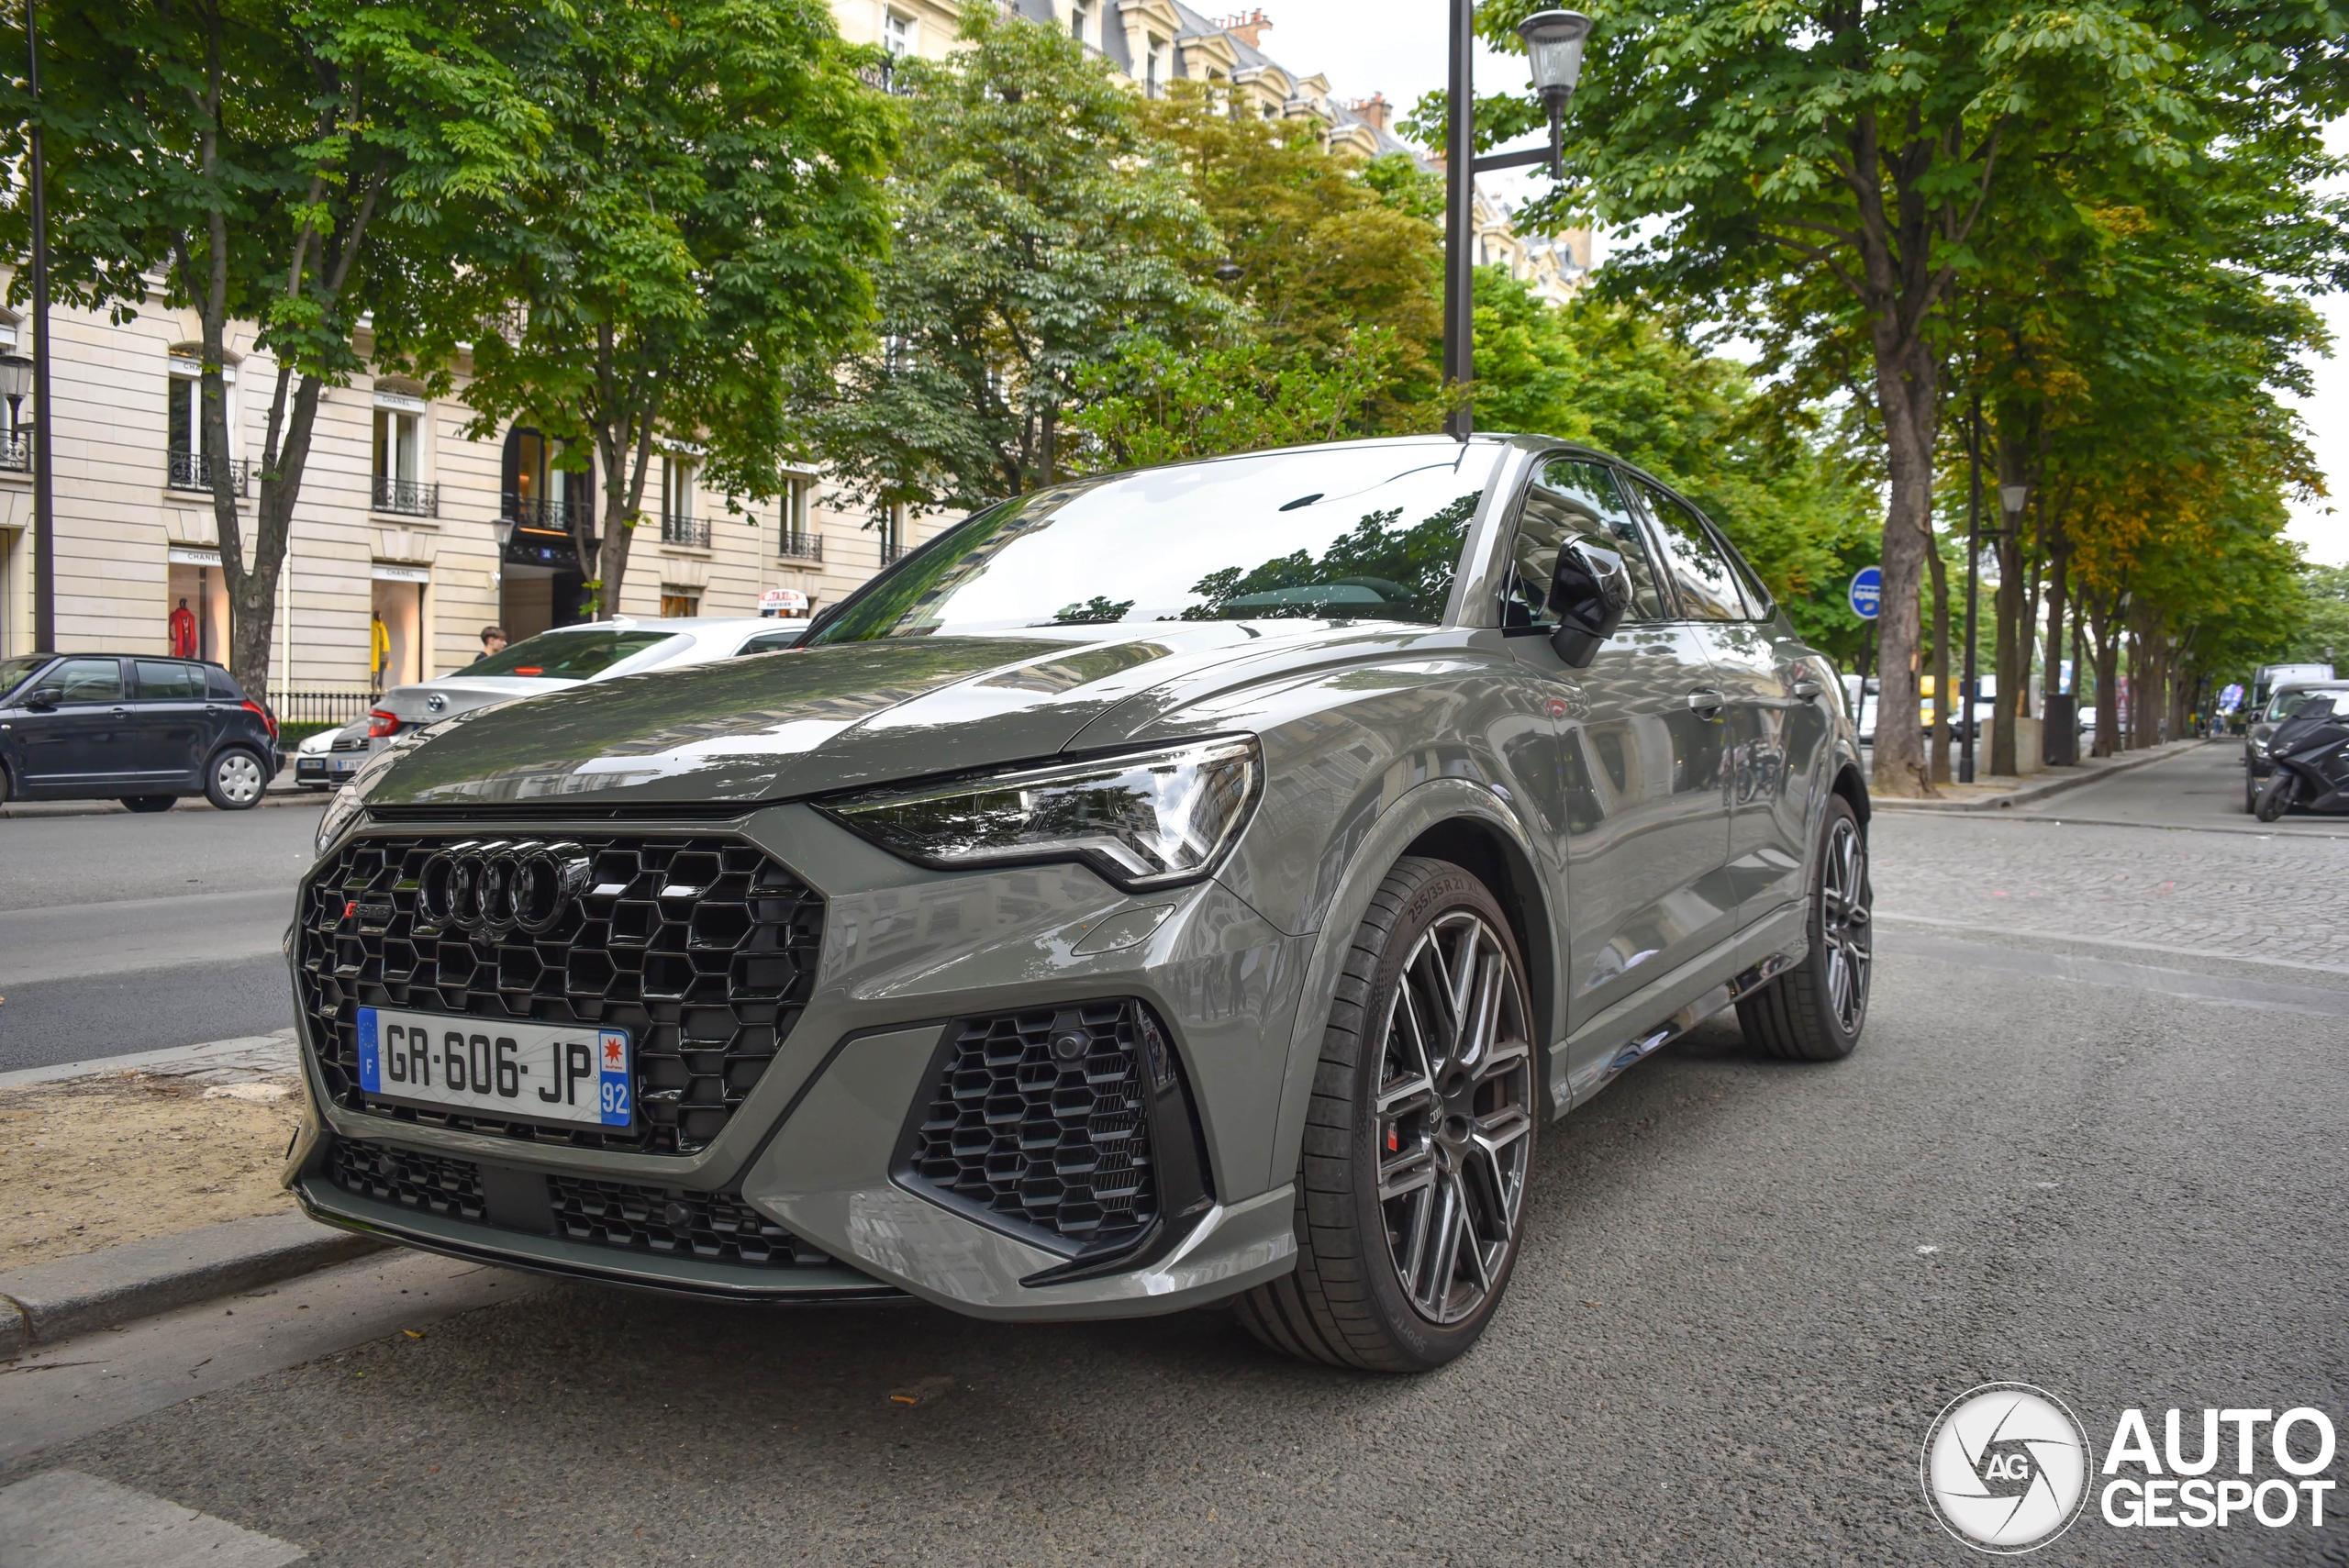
[1442,6,1590,440]
[23,0,50,651]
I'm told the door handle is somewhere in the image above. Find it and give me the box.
[110,706,129,714]
[1687,689,1725,714]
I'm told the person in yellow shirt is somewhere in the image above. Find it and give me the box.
[370,613,390,690]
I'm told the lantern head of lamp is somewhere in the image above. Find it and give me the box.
[1518,9,1591,106]
[1516,10,1591,179]
[0,352,32,406]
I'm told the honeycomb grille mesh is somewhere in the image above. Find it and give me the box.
[907,1001,1158,1249]
[297,833,823,1154]
[330,1140,485,1221]
[550,1175,831,1268]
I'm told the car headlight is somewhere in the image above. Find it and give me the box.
[316,784,368,857]
[820,737,1263,891]
[2249,737,2269,759]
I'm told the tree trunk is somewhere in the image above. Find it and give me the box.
[1869,331,1941,798]
[2086,595,2120,758]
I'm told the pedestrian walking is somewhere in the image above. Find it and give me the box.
[480,625,507,657]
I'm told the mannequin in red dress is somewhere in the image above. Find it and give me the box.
[169,599,198,659]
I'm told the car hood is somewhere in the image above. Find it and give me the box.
[352,622,1440,807]
[378,676,583,725]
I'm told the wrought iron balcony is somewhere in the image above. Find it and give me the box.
[168,450,250,496]
[879,536,906,565]
[502,494,591,532]
[858,59,917,96]
[371,476,440,517]
[0,432,28,473]
[776,530,823,563]
[659,513,710,549]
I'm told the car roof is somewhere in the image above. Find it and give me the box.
[527,617,789,637]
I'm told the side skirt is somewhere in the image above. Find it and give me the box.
[1544,903,1809,1118]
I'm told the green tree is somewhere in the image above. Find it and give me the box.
[3,0,542,698]
[797,5,1227,515]
[1065,328,1403,472]
[1436,0,2344,795]
[2285,564,2349,668]
[444,0,892,619]
[1473,271,1880,657]
[1143,83,1444,429]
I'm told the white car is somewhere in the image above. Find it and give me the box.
[333,617,812,762]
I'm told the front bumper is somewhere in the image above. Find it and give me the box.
[287,802,1310,1318]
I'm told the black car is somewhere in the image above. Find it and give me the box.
[0,652,284,811]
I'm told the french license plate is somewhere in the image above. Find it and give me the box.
[356,1007,631,1128]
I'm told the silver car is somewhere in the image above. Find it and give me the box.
[289,436,1871,1371]
[299,617,813,788]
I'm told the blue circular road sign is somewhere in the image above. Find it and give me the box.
[1848,566,1882,620]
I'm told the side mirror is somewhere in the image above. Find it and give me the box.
[1547,540,1631,668]
[23,687,61,711]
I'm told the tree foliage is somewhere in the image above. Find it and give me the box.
[3,0,543,696]
[798,4,1226,516]
[442,0,893,618]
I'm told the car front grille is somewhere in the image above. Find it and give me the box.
[549,1175,831,1268]
[331,1140,486,1221]
[297,832,824,1154]
[903,1001,1162,1253]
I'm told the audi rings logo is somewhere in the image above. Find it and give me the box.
[417,841,592,938]
[1922,1383,2094,1553]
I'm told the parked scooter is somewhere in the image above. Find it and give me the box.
[2254,692,2349,821]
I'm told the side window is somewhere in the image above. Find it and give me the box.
[206,667,244,700]
[50,658,125,704]
[1501,458,1669,627]
[1628,478,1744,622]
[134,661,205,700]
[735,630,802,655]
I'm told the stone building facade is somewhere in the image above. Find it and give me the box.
[0,2,1585,701]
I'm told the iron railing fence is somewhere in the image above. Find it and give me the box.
[168,450,250,495]
[372,477,440,517]
[776,531,823,563]
[659,513,711,549]
[502,494,593,532]
[0,432,28,472]
[269,686,380,728]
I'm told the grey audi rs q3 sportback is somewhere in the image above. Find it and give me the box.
[290,434,1872,1372]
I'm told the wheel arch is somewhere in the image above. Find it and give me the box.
[1259,779,1563,1195]
[1397,816,1558,1111]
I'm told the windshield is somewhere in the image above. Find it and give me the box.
[459,628,679,680]
[0,654,49,701]
[2269,689,2344,722]
[812,444,1497,643]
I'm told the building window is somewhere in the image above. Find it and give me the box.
[660,591,700,618]
[778,477,820,561]
[883,10,912,56]
[877,502,905,564]
[659,454,708,547]
[166,357,244,495]
[1070,0,1088,43]
[1145,38,1164,97]
[372,406,437,517]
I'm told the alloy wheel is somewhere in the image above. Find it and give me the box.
[217,752,264,805]
[1820,816,1872,1032]
[1374,910,1534,1326]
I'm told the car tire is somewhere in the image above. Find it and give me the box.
[1738,795,1873,1062]
[2245,772,2260,814]
[205,749,268,811]
[120,795,177,813]
[1234,856,1538,1373]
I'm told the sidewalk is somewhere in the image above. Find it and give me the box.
[1868,737,2209,812]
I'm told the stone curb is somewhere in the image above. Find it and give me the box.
[0,1213,384,1356]
[1870,738,2211,814]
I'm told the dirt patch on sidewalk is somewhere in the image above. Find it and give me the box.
[1,1072,302,1271]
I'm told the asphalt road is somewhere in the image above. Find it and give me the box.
[8,746,2345,1564]
[0,803,322,1070]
